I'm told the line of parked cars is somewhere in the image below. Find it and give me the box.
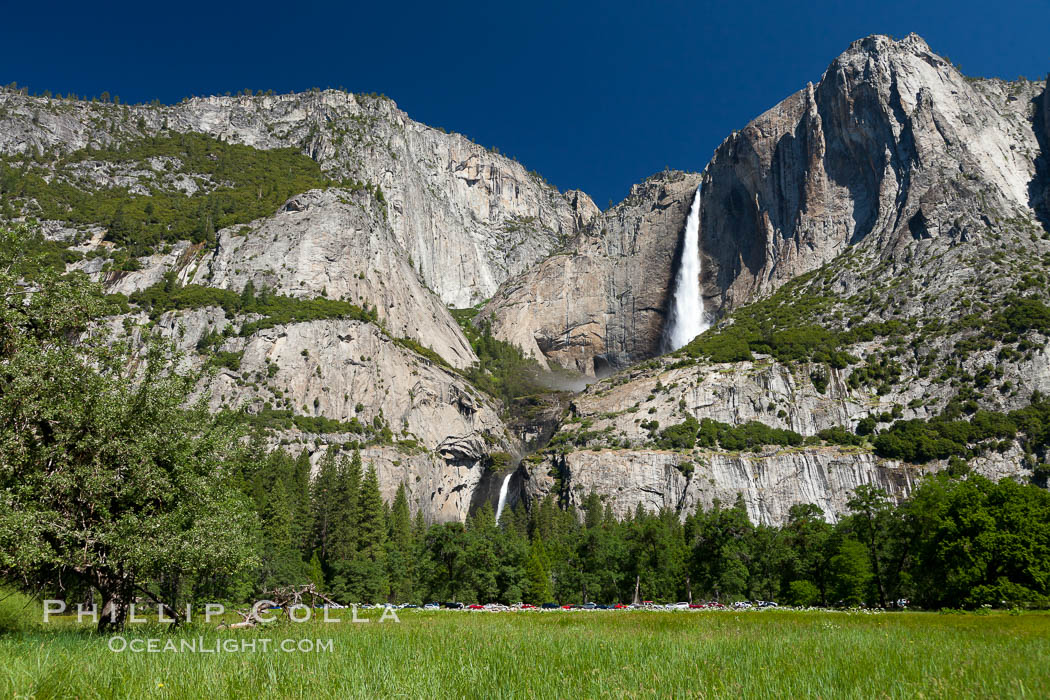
[356,600,779,611]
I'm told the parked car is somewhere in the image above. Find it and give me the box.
[668,602,690,610]
[467,604,484,610]
[541,602,559,609]
[423,603,440,610]
[443,602,464,609]
[613,603,628,609]
[757,601,778,608]
[689,603,705,609]
[520,603,536,609]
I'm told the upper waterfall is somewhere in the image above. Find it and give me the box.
[663,185,708,351]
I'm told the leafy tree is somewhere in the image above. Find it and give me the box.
[686,497,752,602]
[906,474,1050,608]
[780,504,833,604]
[845,485,893,608]
[0,226,257,631]
[827,537,872,607]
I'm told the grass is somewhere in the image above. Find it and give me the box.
[1,607,1048,698]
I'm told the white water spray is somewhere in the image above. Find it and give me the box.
[663,185,708,351]
[495,472,513,520]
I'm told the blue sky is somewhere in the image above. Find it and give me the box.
[2,0,1046,207]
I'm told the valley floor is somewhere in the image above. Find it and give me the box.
[2,610,1047,698]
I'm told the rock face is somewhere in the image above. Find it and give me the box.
[3,34,1048,527]
[511,35,1050,525]
[525,448,923,526]
[145,307,508,523]
[99,188,476,369]
[700,34,1046,314]
[524,342,1041,525]
[0,88,598,522]
[0,89,595,307]
[480,171,702,374]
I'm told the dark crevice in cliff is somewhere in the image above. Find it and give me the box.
[1029,77,1050,234]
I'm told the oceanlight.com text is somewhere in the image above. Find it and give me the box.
[107,637,334,653]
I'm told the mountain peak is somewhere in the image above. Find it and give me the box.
[845,32,933,57]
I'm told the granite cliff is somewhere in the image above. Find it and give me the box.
[508,34,1050,523]
[2,33,1047,526]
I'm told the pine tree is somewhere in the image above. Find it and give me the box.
[466,503,500,602]
[386,483,415,602]
[329,452,362,562]
[258,480,304,589]
[290,449,314,557]
[524,538,553,604]
[425,522,469,602]
[306,551,325,588]
[240,280,256,310]
[310,447,339,566]
[328,452,363,602]
[352,465,389,601]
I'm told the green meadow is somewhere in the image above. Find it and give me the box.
[1,599,1047,699]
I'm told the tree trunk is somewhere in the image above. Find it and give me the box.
[866,527,888,608]
[632,574,641,605]
[97,585,131,633]
[686,575,692,605]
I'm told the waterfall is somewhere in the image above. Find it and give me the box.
[663,185,708,351]
[495,472,513,520]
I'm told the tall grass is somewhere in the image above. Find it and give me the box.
[0,589,41,635]
[0,610,1047,698]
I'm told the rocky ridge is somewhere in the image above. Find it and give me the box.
[0,88,596,307]
[700,34,1046,315]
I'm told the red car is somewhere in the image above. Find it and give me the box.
[613,603,628,609]
[521,603,536,609]
[467,604,484,610]
[689,604,705,609]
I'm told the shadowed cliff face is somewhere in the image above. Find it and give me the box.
[700,34,1046,315]
[1032,75,1050,230]
[480,171,702,375]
